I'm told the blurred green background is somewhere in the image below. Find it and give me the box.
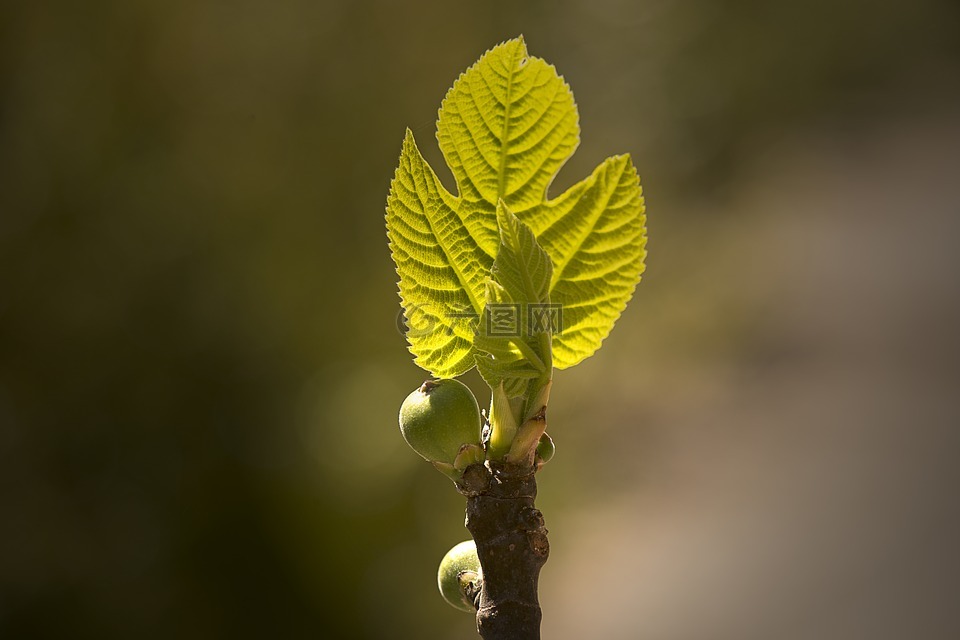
[2,1,959,638]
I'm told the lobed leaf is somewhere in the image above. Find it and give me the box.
[521,154,647,368]
[386,36,646,378]
[386,131,490,377]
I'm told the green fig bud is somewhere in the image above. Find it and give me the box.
[437,540,481,612]
[399,379,482,465]
[535,432,555,469]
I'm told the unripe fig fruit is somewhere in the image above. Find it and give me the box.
[399,379,482,465]
[437,539,481,612]
[536,432,555,466]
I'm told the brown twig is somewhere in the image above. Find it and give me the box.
[459,462,549,639]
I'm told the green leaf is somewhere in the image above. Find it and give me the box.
[521,154,647,369]
[386,36,646,377]
[436,37,579,245]
[474,202,553,397]
[386,131,490,377]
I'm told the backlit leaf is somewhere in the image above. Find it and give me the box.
[386,36,646,378]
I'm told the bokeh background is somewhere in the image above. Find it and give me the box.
[2,0,959,638]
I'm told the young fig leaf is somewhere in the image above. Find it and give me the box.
[473,202,553,399]
[386,36,646,377]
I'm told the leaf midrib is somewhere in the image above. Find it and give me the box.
[496,44,523,201]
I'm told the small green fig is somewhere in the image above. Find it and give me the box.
[535,432,555,469]
[399,379,482,465]
[437,540,481,612]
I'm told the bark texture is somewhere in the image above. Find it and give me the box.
[459,462,549,640]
